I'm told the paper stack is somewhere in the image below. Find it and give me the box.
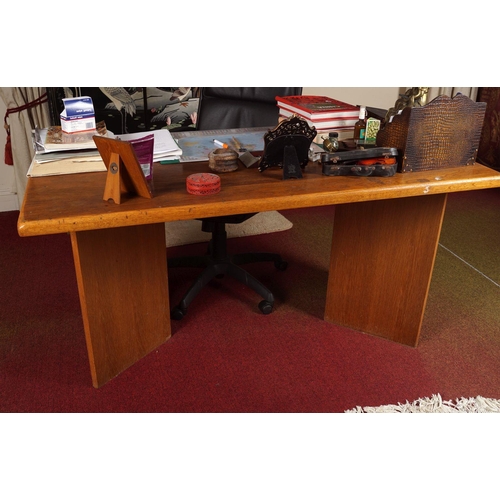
[117,130,182,163]
[28,128,183,177]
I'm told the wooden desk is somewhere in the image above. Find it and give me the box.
[18,160,500,387]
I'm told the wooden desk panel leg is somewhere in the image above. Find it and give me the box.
[325,194,447,347]
[70,223,171,388]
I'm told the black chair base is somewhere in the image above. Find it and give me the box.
[168,218,287,320]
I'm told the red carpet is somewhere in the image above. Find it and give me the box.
[1,189,500,412]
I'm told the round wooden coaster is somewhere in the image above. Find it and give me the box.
[208,148,238,173]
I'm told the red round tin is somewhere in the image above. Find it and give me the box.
[186,173,221,195]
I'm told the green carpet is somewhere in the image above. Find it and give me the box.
[418,187,500,397]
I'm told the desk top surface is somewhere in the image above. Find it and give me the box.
[18,159,500,236]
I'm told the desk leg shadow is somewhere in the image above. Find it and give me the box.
[325,194,447,347]
[70,223,170,388]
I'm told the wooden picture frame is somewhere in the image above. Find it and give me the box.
[93,136,153,204]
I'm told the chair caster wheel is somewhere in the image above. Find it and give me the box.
[275,260,288,271]
[171,306,186,320]
[258,300,273,315]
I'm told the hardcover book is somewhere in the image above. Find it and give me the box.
[276,95,360,119]
[279,108,357,129]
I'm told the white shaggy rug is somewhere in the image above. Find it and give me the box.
[346,394,500,413]
[165,211,293,248]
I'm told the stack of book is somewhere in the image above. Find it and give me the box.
[276,95,360,143]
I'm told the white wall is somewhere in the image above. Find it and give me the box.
[303,87,402,110]
[0,87,402,212]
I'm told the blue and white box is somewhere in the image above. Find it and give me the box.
[60,96,96,134]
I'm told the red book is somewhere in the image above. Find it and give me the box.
[276,95,360,119]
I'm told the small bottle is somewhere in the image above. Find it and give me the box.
[323,131,339,152]
[354,106,367,141]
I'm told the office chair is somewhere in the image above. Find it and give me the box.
[169,87,302,320]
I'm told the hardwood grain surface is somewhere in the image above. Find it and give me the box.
[18,161,500,236]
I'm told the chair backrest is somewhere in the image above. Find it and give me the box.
[196,87,302,130]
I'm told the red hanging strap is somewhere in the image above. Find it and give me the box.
[4,92,48,166]
[4,128,13,165]
[4,118,13,166]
